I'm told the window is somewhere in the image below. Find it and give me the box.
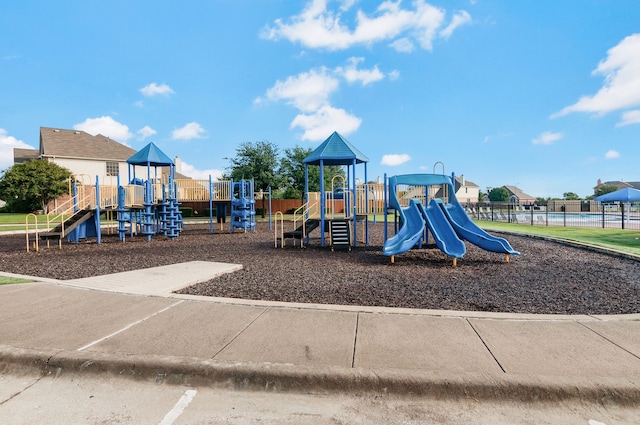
[106,162,119,177]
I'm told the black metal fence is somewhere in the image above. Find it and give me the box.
[466,202,640,230]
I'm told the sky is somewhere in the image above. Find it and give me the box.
[1,0,640,199]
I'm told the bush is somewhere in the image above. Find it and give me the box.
[179,207,193,217]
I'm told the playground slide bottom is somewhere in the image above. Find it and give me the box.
[382,200,425,257]
[433,199,520,256]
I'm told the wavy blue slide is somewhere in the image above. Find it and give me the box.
[433,198,520,256]
[417,200,466,258]
[382,199,425,257]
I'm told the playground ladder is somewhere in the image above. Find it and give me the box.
[329,219,351,251]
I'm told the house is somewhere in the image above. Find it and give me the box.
[13,127,189,182]
[453,175,479,204]
[503,185,536,204]
[595,179,640,192]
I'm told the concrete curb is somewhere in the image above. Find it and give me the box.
[2,345,639,405]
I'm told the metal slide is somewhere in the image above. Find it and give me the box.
[433,198,520,256]
[417,200,466,259]
[382,199,425,257]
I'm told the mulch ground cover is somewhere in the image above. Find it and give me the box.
[2,221,639,315]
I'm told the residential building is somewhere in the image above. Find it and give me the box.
[13,127,189,182]
[504,185,536,204]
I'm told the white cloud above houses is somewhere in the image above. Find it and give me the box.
[532,131,563,145]
[553,33,640,121]
[74,116,133,143]
[290,105,362,141]
[263,67,339,112]
[258,58,393,141]
[381,153,411,166]
[137,125,157,141]
[140,82,175,97]
[261,0,470,51]
[171,122,206,140]
[179,161,223,180]
[0,128,35,171]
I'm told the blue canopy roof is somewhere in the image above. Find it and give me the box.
[127,142,173,166]
[594,187,640,202]
[303,131,369,166]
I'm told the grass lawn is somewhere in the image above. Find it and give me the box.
[0,276,33,285]
[478,221,640,256]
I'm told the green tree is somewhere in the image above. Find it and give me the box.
[563,192,581,200]
[224,141,283,192]
[594,184,618,197]
[0,160,72,213]
[278,146,345,200]
[488,186,510,202]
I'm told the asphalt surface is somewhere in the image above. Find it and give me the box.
[1,261,640,405]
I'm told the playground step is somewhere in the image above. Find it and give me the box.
[330,220,351,251]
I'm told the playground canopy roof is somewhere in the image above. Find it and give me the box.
[127,142,174,167]
[303,131,369,166]
[594,187,640,202]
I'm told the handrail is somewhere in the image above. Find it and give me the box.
[292,203,307,248]
[25,213,39,252]
[274,211,284,248]
[45,188,96,245]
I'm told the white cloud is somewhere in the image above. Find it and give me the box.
[261,58,394,141]
[140,82,175,97]
[290,105,362,141]
[264,67,339,112]
[171,122,206,140]
[381,153,411,166]
[338,57,384,85]
[179,161,223,180]
[0,128,36,171]
[617,109,640,127]
[74,116,133,142]
[262,0,469,52]
[389,37,415,53]
[553,33,640,117]
[532,131,563,145]
[439,10,471,39]
[605,150,620,159]
[137,126,156,141]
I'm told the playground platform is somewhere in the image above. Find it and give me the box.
[1,262,640,404]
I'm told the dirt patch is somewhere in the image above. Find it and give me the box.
[3,222,639,314]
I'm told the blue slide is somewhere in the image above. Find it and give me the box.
[433,198,520,256]
[382,199,425,257]
[417,200,466,259]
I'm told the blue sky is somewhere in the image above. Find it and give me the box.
[1,0,639,199]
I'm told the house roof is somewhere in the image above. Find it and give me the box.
[39,127,136,161]
[13,148,39,163]
[599,181,640,190]
[303,131,369,166]
[504,185,535,200]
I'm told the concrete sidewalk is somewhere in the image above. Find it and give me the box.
[1,262,640,404]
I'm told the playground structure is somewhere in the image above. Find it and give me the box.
[25,142,256,251]
[274,131,383,250]
[383,172,520,266]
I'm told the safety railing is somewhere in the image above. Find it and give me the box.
[273,211,284,248]
[468,202,640,230]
